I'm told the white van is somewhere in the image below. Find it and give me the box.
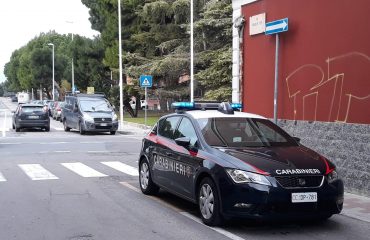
[17,92,30,104]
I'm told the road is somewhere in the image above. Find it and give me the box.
[0,97,369,240]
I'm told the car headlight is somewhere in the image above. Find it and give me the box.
[226,169,271,186]
[83,113,94,122]
[112,113,118,121]
[327,170,338,183]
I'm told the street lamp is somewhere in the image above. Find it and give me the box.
[190,0,194,102]
[47,43,55,101]
[66,21,75,94]
[118,0,124,129]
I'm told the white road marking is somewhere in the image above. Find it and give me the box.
[54,151,71,153]
[120,182,140,193]
[0,172,6,182]
[54,127,64,131]
[18,164,59,181]
[180,212,246,240]
[119,181,245,240]
[40,142,68,144]
[61,162,107,177]
[102,161,139,176]
[0,142,22,145]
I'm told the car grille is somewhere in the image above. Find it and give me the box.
[275,175,324,189]
[94,118,112,123]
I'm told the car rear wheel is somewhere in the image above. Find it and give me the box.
[110,131,116,135]
[139,158,159,195]
[198,177,223,226]
[45,126,50,132]
[63,120,70,132]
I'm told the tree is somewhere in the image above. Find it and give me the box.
[3,31,111,99]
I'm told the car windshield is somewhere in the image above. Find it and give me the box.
[79,99,112,112]
[197,117,298,147]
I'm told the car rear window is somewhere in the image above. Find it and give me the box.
[21,106,44,113]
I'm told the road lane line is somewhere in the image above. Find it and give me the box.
[102,161,139,176]
[18,164,59,181]
[61,162,107,177]
[180,212,246,240]
[120,182,140,193]
[119,182,185,212]
[40,142,68,144]
[119,181,244,240]
[54,151,71,153]
[0,172,6,182]
[0,142,22,145]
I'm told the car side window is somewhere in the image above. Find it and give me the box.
[158,116,181,139]
[175,117,199,148]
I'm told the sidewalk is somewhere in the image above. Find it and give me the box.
[117,121,150,136]
[342,192,370,223]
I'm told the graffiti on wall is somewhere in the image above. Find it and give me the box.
[285,52,370,123]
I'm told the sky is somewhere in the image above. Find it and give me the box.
[0,0,99,83]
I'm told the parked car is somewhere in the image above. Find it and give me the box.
[52,101,65,121]
[138,102,343,226]
[47,101,55,116]
[12,104,50,132]
[62,93,118,135]
[11,96,18,102]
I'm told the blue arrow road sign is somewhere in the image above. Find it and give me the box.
[265,18,288,35]
[140,75,153,88]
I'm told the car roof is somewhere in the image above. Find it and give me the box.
[184,110,266,120]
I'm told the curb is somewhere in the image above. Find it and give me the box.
[122,121,152,130]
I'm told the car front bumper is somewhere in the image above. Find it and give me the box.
[218,176,344,220]
[82,121,119,132]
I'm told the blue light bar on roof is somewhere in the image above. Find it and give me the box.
[231,103,242,110]
[171,102,194,109]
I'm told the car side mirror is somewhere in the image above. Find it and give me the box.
[293,137,301,143]
[175,137,191,149]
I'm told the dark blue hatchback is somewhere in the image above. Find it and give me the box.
[138,102,344,226]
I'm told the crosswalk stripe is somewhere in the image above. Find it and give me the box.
[0,172,6,182]
[61,162,107,177]
[18,164,59,180]
[101,161,139,176]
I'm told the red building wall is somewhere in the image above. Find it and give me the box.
[241,0,370,124]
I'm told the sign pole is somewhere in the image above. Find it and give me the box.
[265,17,288,124]
[273,34,279,124]
[144,87,147,127]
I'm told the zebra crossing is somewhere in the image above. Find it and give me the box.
[0,161,139,182]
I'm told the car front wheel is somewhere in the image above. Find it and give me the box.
[63,120,70,132]
[139,158,159,195]
[198,177,223,226]
[79,122,85,135]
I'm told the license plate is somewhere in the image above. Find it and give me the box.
[100,123,108,126]
[292,192,317,203]
[28,116,39,119]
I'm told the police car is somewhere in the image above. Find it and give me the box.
[138,102,344,226]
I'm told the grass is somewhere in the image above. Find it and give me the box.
[120,110,166,126]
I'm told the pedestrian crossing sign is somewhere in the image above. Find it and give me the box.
[140,75,153,88]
